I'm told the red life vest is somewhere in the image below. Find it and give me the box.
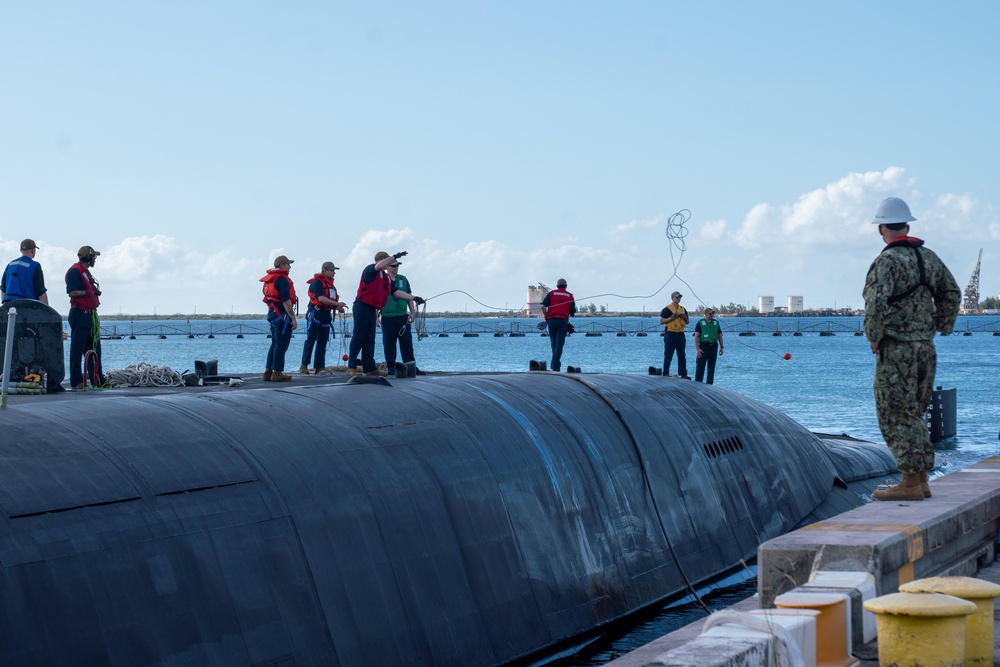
[307,273,337,310]
[66,262,101,311]
[261,269,296,315]
[545,288,574,320]
[355,266,391,309]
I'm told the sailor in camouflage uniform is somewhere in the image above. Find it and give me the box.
[863,197,961,501]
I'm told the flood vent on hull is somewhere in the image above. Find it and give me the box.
[702,435,746,459]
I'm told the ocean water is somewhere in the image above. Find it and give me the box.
[80,315,1000,664]
[90,315,1000,456]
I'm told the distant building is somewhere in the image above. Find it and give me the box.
[525,284,549,317]
[758,296,774,313]
[787,296,804,313]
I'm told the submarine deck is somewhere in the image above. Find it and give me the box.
[3,369,433,402]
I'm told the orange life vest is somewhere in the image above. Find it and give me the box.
[261,269,296,316]
[307,273,336,310]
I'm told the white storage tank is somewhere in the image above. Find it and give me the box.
[758,295,775,314]
[526,284,549,317]
[787,296,804,312]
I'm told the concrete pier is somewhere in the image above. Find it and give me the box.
[608,457,1000,667]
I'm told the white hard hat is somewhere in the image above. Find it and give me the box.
[872,197,916,225]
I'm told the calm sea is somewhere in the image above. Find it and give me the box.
[90,314,1000,452]
[86,314,1000,665]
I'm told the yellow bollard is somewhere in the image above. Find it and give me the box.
[775,592,857,667]
[899,576,1000,667]
[863,592,976,667]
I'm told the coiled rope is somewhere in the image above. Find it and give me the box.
[105,363,184,388]
[574,209,707,307]
[414,301,429,340]
[339,210,704,341]
[702,610,806,667]
[337,310,350,360]
[416,209,708,314]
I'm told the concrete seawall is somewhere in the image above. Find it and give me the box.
[609,456,1000,666]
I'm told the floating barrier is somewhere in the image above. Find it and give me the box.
[89,318,1000,339]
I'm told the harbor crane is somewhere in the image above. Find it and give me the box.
[961,248,983,314]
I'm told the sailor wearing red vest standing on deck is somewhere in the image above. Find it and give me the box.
[541,278,576,372]
[65,245,104,389]
[261,255,297,382]
[347,250,406,377]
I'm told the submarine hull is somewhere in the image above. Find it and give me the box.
[0,373,893,665]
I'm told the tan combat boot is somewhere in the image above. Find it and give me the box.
[872,472,924,501]
[270,371,292,382]
[263,369,273,381]
[919,470,931,498]
[298,365,309,375]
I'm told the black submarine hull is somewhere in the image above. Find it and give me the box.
[0,373,894,665]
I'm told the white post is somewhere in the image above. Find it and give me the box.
[1,307,17,407]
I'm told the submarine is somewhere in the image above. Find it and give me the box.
[0,362,898,666]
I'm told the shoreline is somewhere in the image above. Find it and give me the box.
[71,312,1000,321]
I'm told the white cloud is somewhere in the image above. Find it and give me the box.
[345,229,415,268]
[11,167,995,316]
[612,216,662,236]
[105,235,183,279]
[923,193,984,239]
[732,203,775,249]
[696,218,728,242]
[731,166,917,252]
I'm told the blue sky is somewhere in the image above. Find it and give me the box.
[2,2,997,315]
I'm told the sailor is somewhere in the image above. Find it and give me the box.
[541,278,576,372]
[261,255,298,382]
[347,250,406,377]
[65,245,104,389]
[863,197,961,500]
[693,308,724,384]
[299,261,346,374]
[2,239,48,305]
[660,291,690,378]
[379,256,425,376]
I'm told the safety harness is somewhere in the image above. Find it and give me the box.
[885,242,930,306]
